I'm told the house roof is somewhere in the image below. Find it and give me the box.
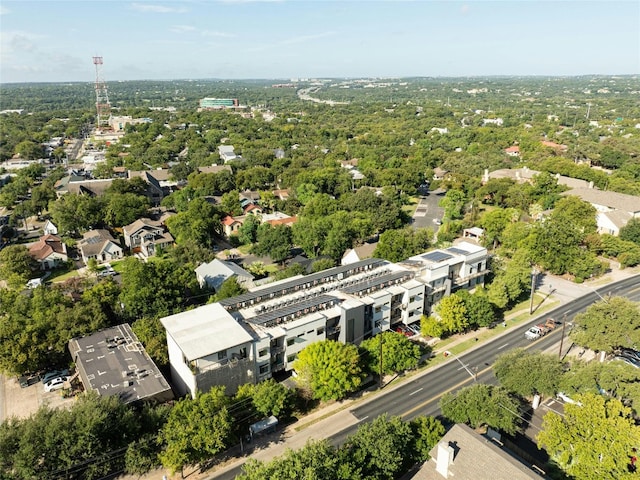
[343,242,378,261]
[541,140,568,151]
[505,146,520,153]
[244,204,262,214]
[412,424,541,480]
[562,188,640,214]
[129,169,172,182]
[64,179,114,196]
[267,216,298,226]
[598,210,632,230]
[28,234,67,260]
[78,229,120,257]
[197,165,233,174]
[160,303,255,361]
[222,215,242,226]
[123,218,163,236]
[272,189,290,200]
[195,259,254,290]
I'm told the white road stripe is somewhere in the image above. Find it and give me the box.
[409,388,423,396]
[497,343,509,350]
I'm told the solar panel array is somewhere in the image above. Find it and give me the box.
[342,271,413,296]
[422,251,454,263]
[248,294,339,327]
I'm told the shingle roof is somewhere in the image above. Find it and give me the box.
[562,188,640,214]
[413,424,541,480]
[78,229,120,257]
[28,234,67,260]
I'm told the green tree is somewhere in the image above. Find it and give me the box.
[103,192,150,227]
[0,245,36,288]
[440,384,521,435]
[619,218,640,245]
[237,440,345,480]
[159,387,232,475]
[292,340,363,402]
[420,315,445,338]
[359,331,421,376]
[454,290,495,328]
[165,197,222,248]
[132,317,168,366]
[251,379,291,417]
[571,297,640,353]
[439,188,466,220]
[409,416,446,462]
[214,277,246,301]
[237,214,260,245]
[538,393,640,480]
[493,349,563,397]
[436,294,468,334]
[340,414,413,480]
[253,223,292,263]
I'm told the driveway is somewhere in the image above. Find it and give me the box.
[412,189,445,229]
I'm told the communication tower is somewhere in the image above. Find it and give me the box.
[92,56,111,127]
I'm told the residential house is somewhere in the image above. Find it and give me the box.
[28,234,68,269]
[341,242,378,266]
[127,170,168,206]
[77,229,123,265]
[197,165,233,175]
[411,423,542,479]
[161,242,488,398]
[272,189,291,201]
[123,218,174,259]
[541,140,568,152]
[222,215,244,237]
[55,175,113,198]
[505,145,520,157]
[69,324,173,405]
[262,212,298,227]
[218,145,237,163]
[244,204,263,216]
[194,258,255,291]
[484,167,591,190]
[43,220,58,236]
[433,167,449,181]
[561,187,640,236]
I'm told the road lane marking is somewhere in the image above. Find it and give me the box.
[409,388,423,396]
[497,343,509,350]
[358,415,369,422]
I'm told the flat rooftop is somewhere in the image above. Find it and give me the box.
[160,303,255,361]
[69,324,173,404]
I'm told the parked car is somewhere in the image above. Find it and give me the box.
[41,369,70,385]
[613,356,640,369]
[18,373,41,388]
[44,376,69,393]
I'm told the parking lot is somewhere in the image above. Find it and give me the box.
[1,373,76,422]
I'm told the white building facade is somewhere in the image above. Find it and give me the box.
[161,242,488,398]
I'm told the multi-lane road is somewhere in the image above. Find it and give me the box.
[212,275,640,479]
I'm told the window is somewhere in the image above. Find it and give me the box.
[287,338,295,346]
[287,354,297,363]
[410,296,416,303]
[259,364,269,374]
[317,327,325,335]
[259,348,268,357]
[307,330,314,335]
[217,350,227,360]
[375,306,382,313]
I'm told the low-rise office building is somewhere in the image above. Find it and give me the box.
[161,242,488,398]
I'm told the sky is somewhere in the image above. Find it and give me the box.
[1,0,639,83]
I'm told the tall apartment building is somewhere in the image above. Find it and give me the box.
[160,242,488,398]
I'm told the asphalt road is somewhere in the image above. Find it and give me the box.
[412,189,445,229]
[212,275,640,479]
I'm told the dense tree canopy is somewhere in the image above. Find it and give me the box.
[493,349,564,397]
[571,297,640,353]
[359,331,422,376]
[293,340,364,401]
[538,394,640,480]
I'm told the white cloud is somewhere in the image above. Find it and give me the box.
[201,30,235,38]
[280,31,336,46]
[0,6,10,15]
[0,30,44,58]
[170,25,197,33]
[130,3,188,13]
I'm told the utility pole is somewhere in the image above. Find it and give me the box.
[379,334,384,389]
[529,267,537,314]
[558,314,567,359]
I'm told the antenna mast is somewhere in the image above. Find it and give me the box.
[92,56,111,128]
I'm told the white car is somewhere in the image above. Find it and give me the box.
[44,376,68,393]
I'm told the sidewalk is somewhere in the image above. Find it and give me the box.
[119,265,640,480]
